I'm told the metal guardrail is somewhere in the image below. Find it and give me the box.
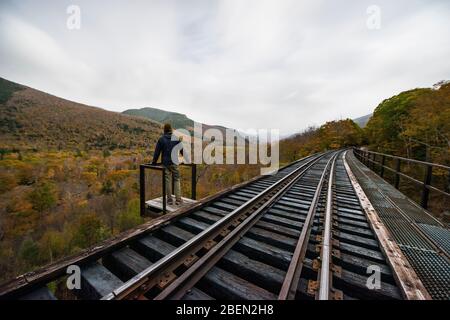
[353,148,450,209]
[139,163,197,215]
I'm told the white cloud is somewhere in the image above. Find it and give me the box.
[0,0,449,135]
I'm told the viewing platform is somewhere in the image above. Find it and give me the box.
[146,197,198,214]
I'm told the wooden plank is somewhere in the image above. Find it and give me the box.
[336,211,367,222]
[246,227,297,251]
[337,206,365,215]
[199,267,276,300]
[343,151,431,300]
[335,198,361,207]
[176,217,211,234]
[272,203,307,215]
[335,231,379,250]
[234,191,258,198]
[19,286,56,300]
[211,201,239,212]
[279,196,311,206]
[337,217,370,229]
[79,262,124,299]
[191,211,221,224]
[337,268,401,300]
[132,235,176,261]
[235,237,292,270]
[255,220,301,239]
[182,287,215,300]
[245,186,266,192]
[103,248,152,281]
[336,223,373,238]
[202,206,228,217]
[220,197,246,206]
[339,242,385,263]
[336,253,395,283]
[261,213,303,229]
[157,225,195,246]
[267,207,305,222]
[238,188,261,195]
[276,200,310,211]
[227,194,253,202]
[220,250,291,295]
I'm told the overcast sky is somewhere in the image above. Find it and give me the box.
[1,0,449,135]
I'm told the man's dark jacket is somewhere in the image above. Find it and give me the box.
[152,133,183,166]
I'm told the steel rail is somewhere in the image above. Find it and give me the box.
[278,153,337,300]
[154,154,326,300]
[317,155,337,300]
[103,153,328,300]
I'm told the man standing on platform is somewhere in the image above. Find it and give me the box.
[152,123,183,205]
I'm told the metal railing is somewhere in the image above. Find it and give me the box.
[353,148,450,209]
[139,163,197,216]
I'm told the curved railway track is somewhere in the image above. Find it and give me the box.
[0,151,430,300]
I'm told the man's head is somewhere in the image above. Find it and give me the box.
[163,123,172,134]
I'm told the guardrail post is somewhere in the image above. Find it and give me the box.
[380,155,386,178]
[140,165,146,216]
[394,159,401,189]
[172,173,175,199]
[162,167,167,214]
[191,164,197,200]
[421,165,432,209]
[355,148,360,161]
[447,171,450,194]
[371,153,376,170]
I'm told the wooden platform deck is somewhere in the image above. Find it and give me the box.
[146,196,198,213]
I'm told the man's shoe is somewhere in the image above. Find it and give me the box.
[167,198,174,205]
[175,199,183,206]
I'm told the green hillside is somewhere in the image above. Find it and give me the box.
[365,83,450,164]
[123,107,194,131]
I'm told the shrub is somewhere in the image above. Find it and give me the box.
[0,172,16,193]
[117,198,142,231]
[29,182,57,213]
[101,180,114,194]
[72,213,108,248]
[19,238,40,266]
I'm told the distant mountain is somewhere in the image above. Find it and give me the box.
[123,107,194,131]
[123,107,243,141]
[0,77,161,150]
[353,113,372,128]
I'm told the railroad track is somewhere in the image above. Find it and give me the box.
[0,151,429,300]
